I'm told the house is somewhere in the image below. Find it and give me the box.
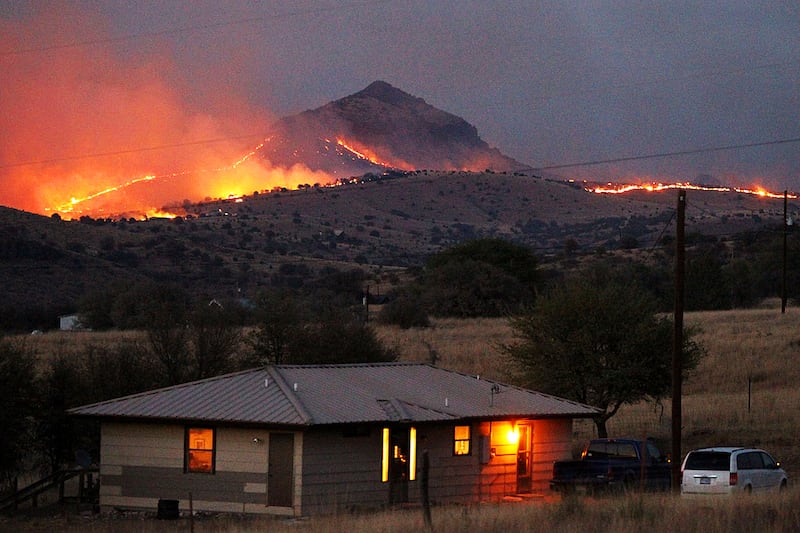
[59,314,82,331]
[68,362,598,516]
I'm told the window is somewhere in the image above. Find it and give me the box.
[185,427,215,473]
[454,425,471,456]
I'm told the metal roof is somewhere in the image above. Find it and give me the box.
[68,362,598,426]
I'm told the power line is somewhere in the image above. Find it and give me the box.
[0,134,266,169]
[530,137,800,172]
[1,1,392,56]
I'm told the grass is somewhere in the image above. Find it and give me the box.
[8,302,800,531]
[4,490,799,532]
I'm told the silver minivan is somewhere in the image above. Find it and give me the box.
[681,447,788,495]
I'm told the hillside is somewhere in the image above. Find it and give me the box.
[1,170,793,331]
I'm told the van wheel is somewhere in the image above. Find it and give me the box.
[744,484,753,494]
[780,480,788,492]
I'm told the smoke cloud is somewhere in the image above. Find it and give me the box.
[0,7,326,218]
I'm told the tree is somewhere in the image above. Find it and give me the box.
[142,284,191,385]
[426,238,538,288]
[287,314,397,364]
[249,290,304,364]
[503,269,705,438]
[249,290,396,365]
[188,300,243,379]
[0,340,37,483]
[418,238,539,318]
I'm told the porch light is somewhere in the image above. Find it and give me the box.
[506,424,519,445]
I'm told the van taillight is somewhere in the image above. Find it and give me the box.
[730,472,738,486]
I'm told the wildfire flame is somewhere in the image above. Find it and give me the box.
[332,138,393,168]
[584,181,796,199]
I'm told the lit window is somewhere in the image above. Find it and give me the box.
[186,427,215,473]
[454,425,471,455]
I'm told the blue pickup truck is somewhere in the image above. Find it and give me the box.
[550,438,672,493]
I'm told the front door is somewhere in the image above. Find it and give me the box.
[268,433,294,507]
[389,428,410,504]
[516,424,532,493]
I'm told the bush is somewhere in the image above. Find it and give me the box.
[378,292,430,329]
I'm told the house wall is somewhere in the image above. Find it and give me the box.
[98,417,576,516]
[531,418,573,492]
[477,418,574,498]
[300,424,484,514]
[478,420,519,499]
[98,422,302,516]
[300,426,386,514]
[420,424,483,504]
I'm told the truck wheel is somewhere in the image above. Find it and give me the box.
[623,474,637,493]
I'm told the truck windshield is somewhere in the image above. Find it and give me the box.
[684,451,731,471]
[585,442,637,459]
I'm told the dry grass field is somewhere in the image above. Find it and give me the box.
[6,490,799,532]
[7,303,800,531]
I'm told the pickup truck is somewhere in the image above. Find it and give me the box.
[550,438,672,493]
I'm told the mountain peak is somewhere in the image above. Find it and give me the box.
[354,80,422,107]
[266,82,526,174]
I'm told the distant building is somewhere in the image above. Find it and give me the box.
[69,363,598,516]
[59,314,82,331]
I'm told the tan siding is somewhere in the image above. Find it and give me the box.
[478,420,518,499]
[532,419,573,492]
[216,428,269,473]
[292,432,303,517]
[102,423,183,469]
[99,422,303,515]
[421,425,482,504]
[301,428,385,514]
[100,464,122,476]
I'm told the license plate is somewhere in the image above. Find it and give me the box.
[700,477,711,485]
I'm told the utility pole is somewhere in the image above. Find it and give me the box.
[782,190,788,314]
[671,189,686,493]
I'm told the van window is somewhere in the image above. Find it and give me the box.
[737,452,763,470]
[760,452,777,469]
[685,451,730,471]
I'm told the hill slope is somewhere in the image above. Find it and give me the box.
[1,171,791,330]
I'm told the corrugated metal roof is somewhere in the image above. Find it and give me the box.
[68,363,598,425]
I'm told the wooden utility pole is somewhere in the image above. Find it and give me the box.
[782,190,788,314]
[671,189,686,493]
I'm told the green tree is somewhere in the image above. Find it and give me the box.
[427,238,538,287]
[378,285,430,329]
[419,238,538,318]
[287,315,397,364]
[503,269,705,438]
[142,285,191,385]
[0,340,37,483]
[249,290,396,364]
[189,300,243,379]
[248,290,304,364]
[423,259,527,317]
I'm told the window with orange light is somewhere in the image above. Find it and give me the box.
[185,427,215,474]
[453,425,471,456]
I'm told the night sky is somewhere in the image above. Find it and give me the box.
[2,1,798,214]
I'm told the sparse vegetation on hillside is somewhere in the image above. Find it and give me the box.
[2,174,795,332]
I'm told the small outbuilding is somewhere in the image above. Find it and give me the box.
[59,314,82,331]
[69,362,597,516]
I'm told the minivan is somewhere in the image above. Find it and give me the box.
[681,447,788,495]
